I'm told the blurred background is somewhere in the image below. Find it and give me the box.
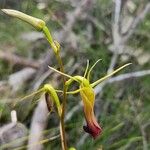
[0,0,150,149]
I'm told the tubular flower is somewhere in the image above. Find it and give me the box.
[79,81,102,138]
[49,61,131,138]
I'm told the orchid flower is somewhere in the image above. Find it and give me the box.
[49,60,131,138]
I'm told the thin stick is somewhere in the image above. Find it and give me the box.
[55,53,68,150]
[0,50,40,69]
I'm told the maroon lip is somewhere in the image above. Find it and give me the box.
[83,119,102,139]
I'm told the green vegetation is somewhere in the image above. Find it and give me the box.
[0,0,149,150]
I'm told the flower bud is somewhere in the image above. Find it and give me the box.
[2,9,45,31]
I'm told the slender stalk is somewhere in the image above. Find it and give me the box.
[43,26,68,150]
[56,53,68,150]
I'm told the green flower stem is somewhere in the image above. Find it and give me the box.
[58,60,68,150]
[54,47,68,150]
[43,26,68,150]
[42,26,58,53]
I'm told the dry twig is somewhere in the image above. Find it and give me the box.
[0,50,40,69]
[28,96,49,150]
[129,98,148,150]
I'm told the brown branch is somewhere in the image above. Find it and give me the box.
[8,68,36,92]
[56,1,92,52]
[122,2,150,43]
[108,0,122,73]
[108,69,150,83]
[64,0,93,31]
[0,50,40,69]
